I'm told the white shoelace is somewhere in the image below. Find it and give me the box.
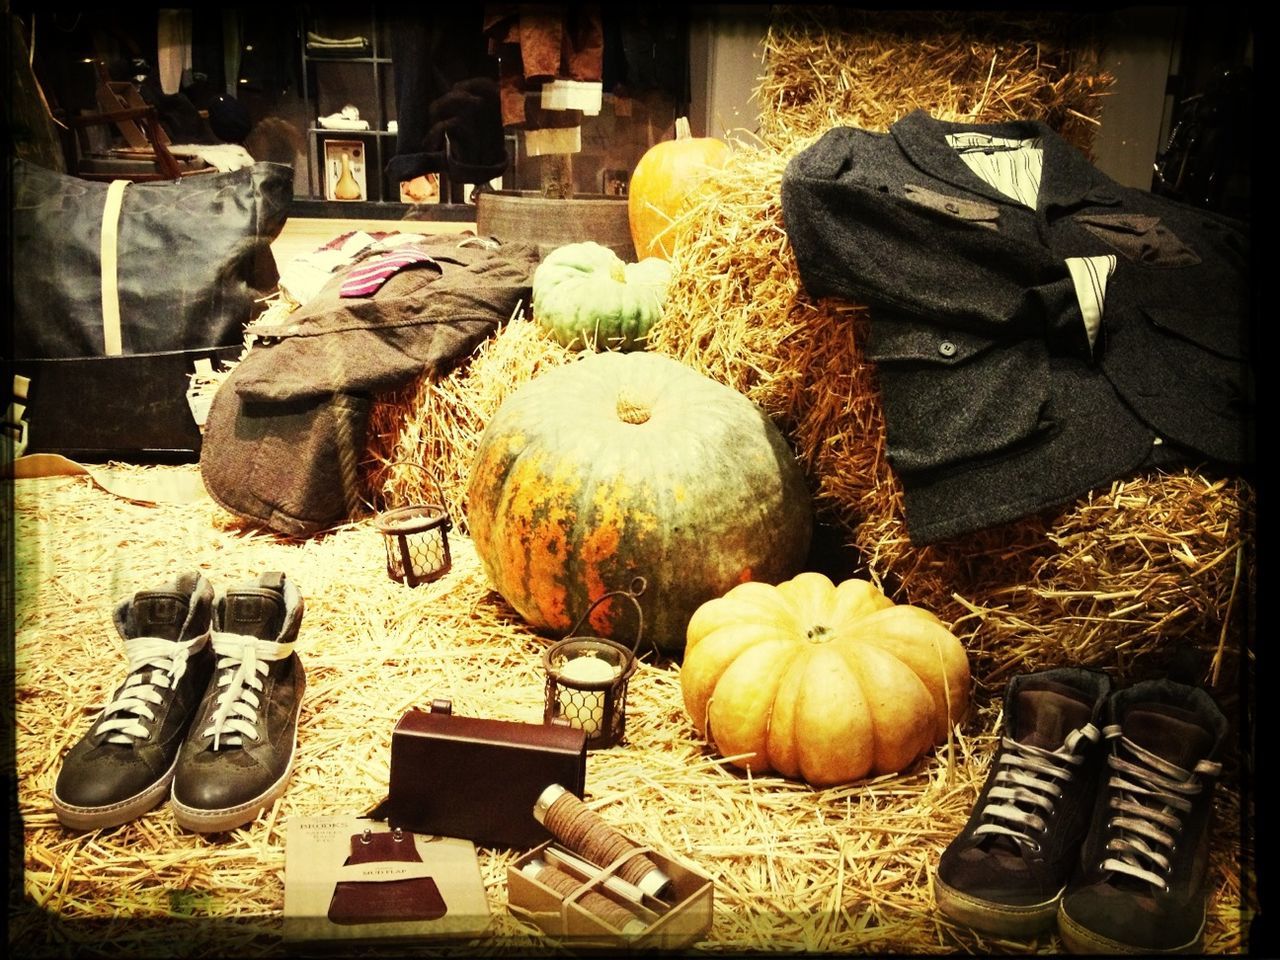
[973,723,1102,851]
[202,632,294,750]
[95,634,207,744]
[1098,724,1221,890]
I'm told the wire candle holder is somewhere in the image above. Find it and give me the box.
[542,577,647,750]
[372,462,453,587]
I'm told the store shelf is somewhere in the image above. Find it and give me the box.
[303,55,392,64]
[298,5,501,212]
[300,6,397,204]
[308,127,397,137]
[288,198,478,221]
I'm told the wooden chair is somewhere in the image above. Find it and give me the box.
[60,61,215,182]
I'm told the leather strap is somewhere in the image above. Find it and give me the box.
[100,179,130,356]
[258,571,286,591]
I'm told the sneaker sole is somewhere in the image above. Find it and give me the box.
[170,726,299,834]
[935,875,1062,937]
[1057,903,1205,954]
[51,755,178,831]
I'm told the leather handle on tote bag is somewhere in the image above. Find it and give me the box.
[99,178,130,356]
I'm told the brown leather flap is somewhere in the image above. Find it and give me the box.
[372,704,587,849]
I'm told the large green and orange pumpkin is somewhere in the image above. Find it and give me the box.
[465,352,813,656]
[681,572,971,786]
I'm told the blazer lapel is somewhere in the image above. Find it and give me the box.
[890,109,1115,212]
[1034,128,1120,210]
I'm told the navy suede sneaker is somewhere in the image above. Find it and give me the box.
[935,667,1112,937]
[1057,679,1228,954]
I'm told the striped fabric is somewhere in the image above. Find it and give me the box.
[1064,254,1117,351]
[945,132,1044,209]
[339,247,438,298]
[945,132,1114,353]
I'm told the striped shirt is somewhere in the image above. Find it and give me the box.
[946,131,1115,352]
[945,131,1044,208]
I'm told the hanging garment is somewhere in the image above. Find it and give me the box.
[483,5,603,127]
[156,8,192,95]
[200,237,539,538]
[385,11,508,188]
[781,110,1252,545]
[609,10,690,102]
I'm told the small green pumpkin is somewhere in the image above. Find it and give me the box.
[532,241,673,351]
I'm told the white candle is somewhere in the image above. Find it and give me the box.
[557,654,620,737]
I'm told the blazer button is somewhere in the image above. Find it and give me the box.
[938,341,957,357]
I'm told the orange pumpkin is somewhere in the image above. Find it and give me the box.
[628,117,730,260]
[681,572,971,787]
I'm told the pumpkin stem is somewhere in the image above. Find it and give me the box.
[616,390,651,425]
[674,116,691,141]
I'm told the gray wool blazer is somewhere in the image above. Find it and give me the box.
[781,110,1252,545]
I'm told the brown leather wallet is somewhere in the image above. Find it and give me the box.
[326,829,447,925]
[368,700,587,849]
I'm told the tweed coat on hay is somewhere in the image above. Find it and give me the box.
[781,110,1252,545]
[200,238,538,538]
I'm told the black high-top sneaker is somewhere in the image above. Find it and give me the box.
[52,573,216,830]
[934,668,1112,937]
[170,572,305,833]
[1057,680,1228,954]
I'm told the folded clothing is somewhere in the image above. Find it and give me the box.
[165,143,256,171]
[317,116,371,131]
[200,237,540,538]
[306,31,368,51]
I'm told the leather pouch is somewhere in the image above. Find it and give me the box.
[368,700,587,849]
[327,829,447,925]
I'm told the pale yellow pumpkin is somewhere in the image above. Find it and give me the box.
[680,572,971,787]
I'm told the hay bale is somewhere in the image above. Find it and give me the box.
[649,140,1253,690]
[353,8,1251,689]
[362,8,1107,535]
[756,8,1110,154]
[363,315,577,531]
[648,12,1253,692]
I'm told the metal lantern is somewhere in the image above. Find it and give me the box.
[543,577,647,750]
[373,463,453,587]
